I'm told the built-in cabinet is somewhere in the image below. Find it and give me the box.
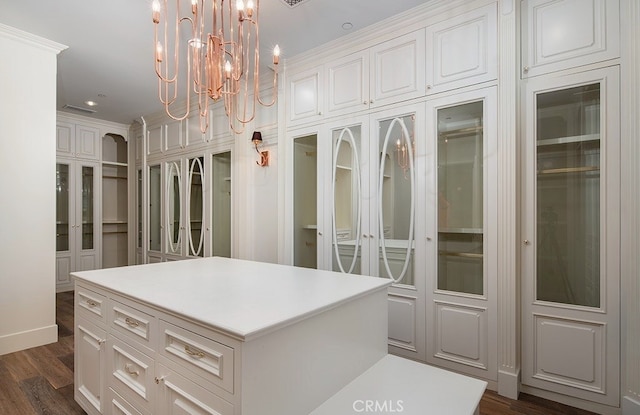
[518,0,622,409]
[287,0,499,384]
[55,115,130,292]
[142,115,232,263]
[56,158,99,292]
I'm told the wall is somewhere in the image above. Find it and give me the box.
[0,24,66,355]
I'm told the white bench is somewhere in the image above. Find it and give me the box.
[310,355,487,415]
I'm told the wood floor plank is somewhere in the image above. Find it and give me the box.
[24,345,74,389]
[0,350,41,383]
[0,360,38,415]
[19,376,85,415]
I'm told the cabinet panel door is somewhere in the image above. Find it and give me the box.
[326,52,369,116]
[521,66,620,406]
[76,125,100,160]
[148,126,164,156]
[165,121,183,152]
[76,318,106,414]
[425,3,497,94]
[57,122,75,156]
[522,0,620,77]
[370,29,425,107]
[288,67,323,125]
[76,162,100,272]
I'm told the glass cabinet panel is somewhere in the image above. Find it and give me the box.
[56,163,70,252]
[332,125,362,275]
[149,164,162,252]
[437,101,484,295]
[81,165,95,250]
[212,152,231,257]
[377,114,415,286]
[188,157,204,257]
[166,161,182,254]
[535,83,601,307]
[294,135,318,269]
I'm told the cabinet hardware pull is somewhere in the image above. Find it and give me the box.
[124,363,139,376]
[155,376,166,384]
[523,240,530,245]
[185,345,206,358]
[523,66,529,73]
[125,317,140,327]
[86,299,98,307]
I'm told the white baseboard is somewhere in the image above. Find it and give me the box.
[0,324,58,355]
[498,368,520,400]
[623,396,640,415]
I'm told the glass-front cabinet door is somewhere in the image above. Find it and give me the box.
[211,151,231,258]
[187,157,204,257]
[522,67,619,406]
[293,133,319,269]
[426,87,497,382]
[149,164,162,255]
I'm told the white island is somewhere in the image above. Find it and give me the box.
[72,257,391,415]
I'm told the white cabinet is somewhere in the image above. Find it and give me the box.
[425,3,497,94]
[521,0,620,78]
[369,29,426,107]
[56,159,100,292]
[424,86,498,382]
[325,29,426,118]
[298,104,427,361]
[57,122,100,160]
[521,66,620,406]
[147,151,231,262]
[287,66,323,125]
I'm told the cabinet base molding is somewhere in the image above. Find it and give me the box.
[497,368,520,400]
[623,396,640,415]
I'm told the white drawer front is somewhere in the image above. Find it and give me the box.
[159,320,234,394]
[108,334,155,413]
[156,363,234,415]
[76,286,107,324]
[108,387,147,415]
[110,299,156,351]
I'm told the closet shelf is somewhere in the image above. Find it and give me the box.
[438,251,483,259]
[537,166,599,175]
[536,133,599,147]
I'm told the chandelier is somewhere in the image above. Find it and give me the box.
[152,0,279,134]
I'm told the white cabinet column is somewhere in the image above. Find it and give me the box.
[497,0,519,400]
[621,0,640,413]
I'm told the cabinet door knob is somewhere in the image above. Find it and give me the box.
[318,232,323,236]
[369,100,374,104]
[363,101,368,105]
[426,237,432,241]
[523,66,529,73]
[426,85,432,90]
[523,239,530,245]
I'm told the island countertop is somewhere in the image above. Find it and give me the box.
[71,257,391,341]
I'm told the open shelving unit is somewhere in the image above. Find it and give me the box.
[102,133,128,268]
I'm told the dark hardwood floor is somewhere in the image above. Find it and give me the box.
[0,292,598,415]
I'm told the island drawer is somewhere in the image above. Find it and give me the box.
[76,285,108,325]
[109,297,156,353]
[107,333,155,414]
[159,319,234,394]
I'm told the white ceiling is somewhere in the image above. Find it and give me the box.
[1,0,427,125]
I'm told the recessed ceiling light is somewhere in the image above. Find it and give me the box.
[342,22,353,31]
[85,100,98,107]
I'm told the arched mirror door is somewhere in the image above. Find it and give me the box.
[188,156,204,257]
[166,160,182,255]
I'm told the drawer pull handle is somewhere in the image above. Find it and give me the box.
[124,363,139,377]
[185,345,206,358]
[86,299,98,307]
[125,317,140,327]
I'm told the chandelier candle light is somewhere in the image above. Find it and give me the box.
[152,0,280,134]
